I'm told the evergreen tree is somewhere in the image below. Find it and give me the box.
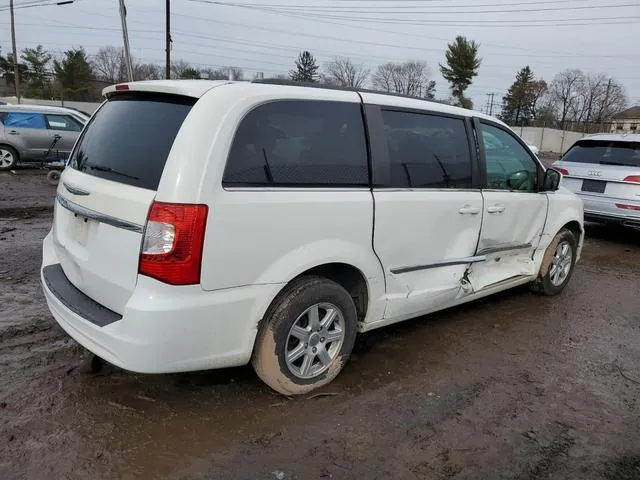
[290,51,318,82]
[439,36,481,108]
[21,45,53,98]
[500,66,536,125]
[180,67,201,79]
[53,48,95,101]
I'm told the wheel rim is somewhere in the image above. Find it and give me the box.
[0,149,14,168]
[549,240,573,287]
[285,302,345,379]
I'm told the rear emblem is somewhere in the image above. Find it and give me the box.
[63,182,90,196]
[587,171,602,177]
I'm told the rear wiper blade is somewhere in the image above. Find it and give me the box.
[84,163,139,180]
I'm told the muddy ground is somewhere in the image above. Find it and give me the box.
[1,170,639,480]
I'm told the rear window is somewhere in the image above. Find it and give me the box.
[69,93,195,190]
[223,100,369,187]
[562,140,640,168]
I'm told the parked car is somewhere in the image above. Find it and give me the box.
[0,104,88,170]
[41,80,584,395]
[553,134,640,229]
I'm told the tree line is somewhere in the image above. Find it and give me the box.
[1,40,629,129]
[499,66,627,128]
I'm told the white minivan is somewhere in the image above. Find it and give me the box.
[41,80,584,395]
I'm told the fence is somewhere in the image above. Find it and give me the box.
[511,126,587,154]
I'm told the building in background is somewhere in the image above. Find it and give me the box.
[610,106,640,133]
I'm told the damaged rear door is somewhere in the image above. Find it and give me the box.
[366,102,483,320]
[467,119,548,291]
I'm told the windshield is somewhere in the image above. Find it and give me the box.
[562,140,640,167]
[69,93,196,190]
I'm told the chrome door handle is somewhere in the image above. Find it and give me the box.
[459,206,480,215]
[487,205,506,214]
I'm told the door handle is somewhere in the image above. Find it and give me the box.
[8,130,19,135]
[487,205,506,214]
[458,206,480,215]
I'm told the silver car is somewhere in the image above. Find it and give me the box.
[553,134,640,229]
[0,104,89,170]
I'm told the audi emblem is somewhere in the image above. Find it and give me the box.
[587,170,602,177]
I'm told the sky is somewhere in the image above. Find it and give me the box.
[1,0,639,112]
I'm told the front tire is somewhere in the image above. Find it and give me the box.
[0,146,18,171]
[252,276,358,395]
[531,228,577,296]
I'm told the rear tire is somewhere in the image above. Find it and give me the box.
[0,145,18,171]
[530,228,577,296]
[252,276,358,396]
[47,170,61,185]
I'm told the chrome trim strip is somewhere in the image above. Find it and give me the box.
[62,182,90,196]
[56,194,144,233]
[477,243,532,256]
[390,255,486,275]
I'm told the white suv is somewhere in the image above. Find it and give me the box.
[41,80,584,395]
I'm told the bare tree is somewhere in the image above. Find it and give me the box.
[324,57,369,88]
[171,60,193,79]
[372,61,434,98]
[578,74,627,122]
[548,69,585,128]
[91,46,126,84]
[133,63,161,81]
[530,79,548,120]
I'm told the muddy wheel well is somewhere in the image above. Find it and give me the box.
[563,221,582,241]
[295,263,369,322]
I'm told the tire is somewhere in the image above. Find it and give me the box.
[252,276,358,396]
[530,228,577,296]
[0,145,18,171]
[47,170,61,185]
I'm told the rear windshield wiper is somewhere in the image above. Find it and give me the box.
[83,162,139,180]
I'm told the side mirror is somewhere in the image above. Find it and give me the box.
[507,170,531,190]
[542,169,561,192]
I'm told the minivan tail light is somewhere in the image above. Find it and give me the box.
[554,167,569,176]
[623,175,640,184]
[139,202,208,285]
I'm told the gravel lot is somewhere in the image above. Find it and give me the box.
[1,169,639,480]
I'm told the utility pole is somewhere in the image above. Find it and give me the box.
[486,93,496,116]
[9,0,20,103]
[602,78,612,121]
[118,0,134,81]
[165,0,171,79]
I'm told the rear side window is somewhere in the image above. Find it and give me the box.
[1,112,46,129]
[46,114,83,132]
[562,140,640,167]
[223,100,369,187]
[381,110,472,188]
[69,93,195,190]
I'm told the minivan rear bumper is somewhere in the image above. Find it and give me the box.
[41,231,282,373]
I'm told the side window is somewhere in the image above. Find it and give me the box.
[223,100,368,187]
[381,110,472,189]
[480,123,539,192]
[46,114,83,132]
[2,112,46,129]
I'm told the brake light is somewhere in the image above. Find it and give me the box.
[139,202,208,285]
[115,84,130,91]
[623,175,640,184]
[554,167,569,176]
[615,203,640,212]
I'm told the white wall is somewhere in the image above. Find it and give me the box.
[511,126,586,154]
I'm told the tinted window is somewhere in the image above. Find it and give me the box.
[1,112,46,129]
[562,140,640,167]
[223,100,368,187]
[381,110,472,188]
[69,93,195,190]
[46,114,83,132]
[480,123,538,191]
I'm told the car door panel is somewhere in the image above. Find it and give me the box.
[45,114,83,159]
[2,112,51,160]
[369,106,483,321]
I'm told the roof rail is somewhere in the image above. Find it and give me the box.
[251,78,450,106]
